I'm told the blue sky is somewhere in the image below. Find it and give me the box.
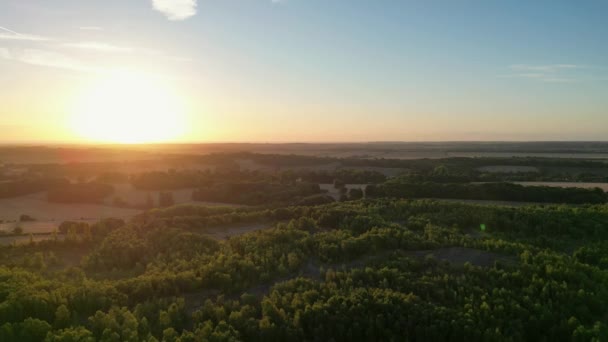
[1,0,607,142]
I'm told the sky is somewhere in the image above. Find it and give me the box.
[1,0,608,143]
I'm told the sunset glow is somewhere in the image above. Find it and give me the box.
[69,71,185,144]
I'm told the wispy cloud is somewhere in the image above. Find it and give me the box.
[510,64,580,73]
[0,47,102,73]
[0,25,190,73]
[0,26,51,42]
[152,0,197,21]
[62,41,134,53]
[502,64,585,83]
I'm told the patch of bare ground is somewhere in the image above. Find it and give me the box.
[104,184,241,208]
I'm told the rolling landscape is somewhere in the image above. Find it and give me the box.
[2,1,608,341]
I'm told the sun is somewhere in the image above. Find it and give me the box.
[71,70,186,144]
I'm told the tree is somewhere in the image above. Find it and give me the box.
[45,327,95,342]
[55,304,71,329]
[19,318,51,342]
[19,214,35,222]
[348,188,364,200]
[333,179,346,189]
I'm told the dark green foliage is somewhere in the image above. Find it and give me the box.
[371,180,608,204]
[348,187,364,200]
[281,169,386,184]
[2,197,608,341]
[297,194,335,206]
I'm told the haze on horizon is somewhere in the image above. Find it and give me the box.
[1,0,607,143]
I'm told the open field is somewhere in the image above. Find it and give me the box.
[0,184,244,235]
[0,192,140,223]
[105,183,198,206]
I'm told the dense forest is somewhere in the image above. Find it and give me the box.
[368,179,608,204]
[1,198,608,341]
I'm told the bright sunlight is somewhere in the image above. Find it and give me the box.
[71,70,186,144]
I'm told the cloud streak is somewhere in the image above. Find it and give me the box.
[503,64,584,83]
[0,48,102,73]
[510,64,580,73]
[152,0,197,21]
[0,26,51,42]
[0,26,190,73]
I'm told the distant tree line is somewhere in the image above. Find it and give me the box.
[192,182,322,205]
[367,180,608,204]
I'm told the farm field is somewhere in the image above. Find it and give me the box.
[0,192,140,223]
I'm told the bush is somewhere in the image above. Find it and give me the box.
[19,214,36,222]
